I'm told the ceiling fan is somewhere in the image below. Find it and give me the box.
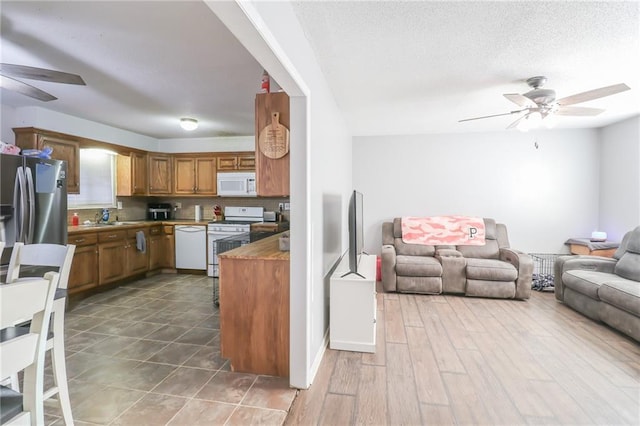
[0,63,86,102]
[459,76,630,130]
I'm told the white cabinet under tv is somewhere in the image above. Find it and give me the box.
[330,253,377,353]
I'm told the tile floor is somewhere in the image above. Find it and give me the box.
[45,273,297,425]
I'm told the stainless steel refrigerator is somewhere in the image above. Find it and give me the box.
[0,153,68,267]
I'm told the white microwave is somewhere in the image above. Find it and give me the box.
[217,172,257,197]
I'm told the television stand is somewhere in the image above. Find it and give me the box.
[330,253,376,353]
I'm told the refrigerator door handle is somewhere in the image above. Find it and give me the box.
[25,166,35,244]
[14,166,26,243]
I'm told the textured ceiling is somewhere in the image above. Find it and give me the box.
[292,1,640,135]
[1,1,639,140]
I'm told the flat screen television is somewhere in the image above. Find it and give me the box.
[343,190,365,278]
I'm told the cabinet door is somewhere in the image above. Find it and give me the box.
[148,154,172,194]
[237,155,256,170]
[98,241,126,285]
[68,244,99,293]
[162,231,175,269]
[148,235,162,270]
[174,157,196,194]
[217,156,238,171]
[39,136,81,194]
[132,152,147,195]
[126,241,149,275]
[255,93,290,196]
[195,157,217,195]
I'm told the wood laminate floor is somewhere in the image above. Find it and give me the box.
[286,288,640,425]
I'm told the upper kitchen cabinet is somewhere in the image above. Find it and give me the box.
[173,155,217,196]
[116,151,147,196]
[148,153,172,195]
[255,93,290,196]
[217,153,255,171]
[13,127,81,193]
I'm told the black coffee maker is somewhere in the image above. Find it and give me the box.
[147,203,172,220]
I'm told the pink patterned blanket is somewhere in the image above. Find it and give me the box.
[401,216,486,246]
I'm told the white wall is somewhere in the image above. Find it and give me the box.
[157,136,254,153]
[354,128,601,254]
[207,1,352,388]
[1,105,17,143]
[599,115,640,240]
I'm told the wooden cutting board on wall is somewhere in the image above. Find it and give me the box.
[255,92,290,197]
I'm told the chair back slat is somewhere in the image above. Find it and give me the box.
[0,277,55,328]
[6,242,76,290]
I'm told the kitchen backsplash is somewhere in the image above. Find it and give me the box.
[67,196,290,225]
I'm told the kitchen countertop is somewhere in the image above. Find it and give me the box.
[68,220,208,234]
[218,232,289,261]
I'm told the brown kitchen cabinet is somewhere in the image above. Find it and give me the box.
[125,227,149,276]
[97,230,127,285]
[217,153,255,171]
[149,225,175,270]
[148,153,172,194]
[255,93,290,196]
[13,127,81,194]
[67,232,99,293]
[117,152,147,196]
[173,155,217,195]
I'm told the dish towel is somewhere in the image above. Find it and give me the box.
[136,230,146,253]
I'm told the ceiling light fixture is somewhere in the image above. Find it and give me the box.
[180,117,198,131]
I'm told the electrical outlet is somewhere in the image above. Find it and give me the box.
[278,202,284,210]
[175,202,182,209]
[117,201,123,210]
[284,202,290,211]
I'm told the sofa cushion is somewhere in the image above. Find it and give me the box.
[598,279,640,316]
[394,237,436,256]
[562,270,613,300]
[614,229,640,281]
[465,258,517,281]
[615,252,640,281]
[396,255,442,277]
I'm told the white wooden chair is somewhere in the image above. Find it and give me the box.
[6,243,76,425]
[1,271,59,425]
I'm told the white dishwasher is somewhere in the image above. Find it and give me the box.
[175,225,207,270]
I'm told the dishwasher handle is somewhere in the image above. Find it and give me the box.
[176,226,205,233]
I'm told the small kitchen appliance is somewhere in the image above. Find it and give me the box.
[147,203,172,221]
[217,172,257,197]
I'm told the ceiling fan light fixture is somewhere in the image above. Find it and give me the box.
[180,117,198,131]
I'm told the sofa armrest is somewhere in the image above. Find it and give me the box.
[381,244,397,292]
[553,255,617,301]
[499,248,533,300]
[436,250,466,294]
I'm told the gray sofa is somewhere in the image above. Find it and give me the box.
[381,218,533,300]
[554,226,640,341]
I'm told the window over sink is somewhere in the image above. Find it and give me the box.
[67,149,116,208]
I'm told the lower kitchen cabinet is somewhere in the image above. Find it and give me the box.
[149,225,175,270]
[68,232,99,294]
[126,228,149,275]
[98,239,127,285]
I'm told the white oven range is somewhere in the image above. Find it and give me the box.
[207,206,264,277]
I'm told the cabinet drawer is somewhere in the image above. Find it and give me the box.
[69,233,98,246]
[149,226,162,236]
[163,225,174,235]
[126,227,147,239]
[98,230,127,242]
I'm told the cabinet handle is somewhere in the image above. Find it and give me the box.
[108,234,118,239]
[74,238,85,243]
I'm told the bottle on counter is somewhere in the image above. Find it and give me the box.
[72,212,79,226]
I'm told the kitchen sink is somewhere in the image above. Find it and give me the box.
[79,221,140,227]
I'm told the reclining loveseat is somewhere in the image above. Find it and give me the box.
[554,226,640,341]
[381,217,532,299]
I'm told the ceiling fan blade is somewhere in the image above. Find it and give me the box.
[504,93,537,108]
[459,109,526,123]
[556,83,630,106]
[555,106,605,116]
[0,75,57,101]
[0,63,86,85]
[506,113,529,130]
